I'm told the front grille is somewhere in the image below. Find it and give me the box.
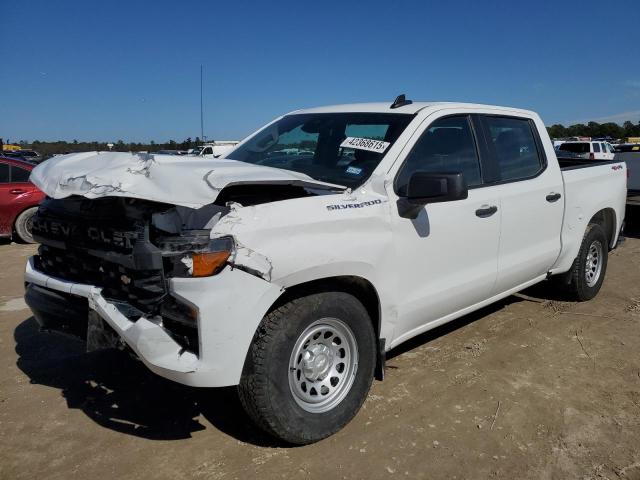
[36,244,166,312]
[31,196,201,356]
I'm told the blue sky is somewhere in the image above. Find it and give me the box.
[1,0,639,143]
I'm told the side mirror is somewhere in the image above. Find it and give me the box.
[397,172,468,219]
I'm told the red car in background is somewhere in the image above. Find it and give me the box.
[0,156,45,243]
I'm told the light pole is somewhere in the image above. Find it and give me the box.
[200,65,204,144]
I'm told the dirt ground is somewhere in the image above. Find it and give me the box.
[1,208,640,480]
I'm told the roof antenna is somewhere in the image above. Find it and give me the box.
[390,94,412,109]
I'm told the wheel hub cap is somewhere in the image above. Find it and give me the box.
[301,344,334,381]
[585,240,603,287]
[288,318,359,413]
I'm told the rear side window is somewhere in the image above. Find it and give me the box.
[11,165,31,182]
[0,163,9,183]
[396,115,482,194]
[483,116,543,181]
[593,143,601,153]
[559,142,590,154]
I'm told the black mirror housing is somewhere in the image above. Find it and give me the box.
[397,172,468,219]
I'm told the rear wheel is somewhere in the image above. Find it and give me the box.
[238,291,376,445]
[14,207,38,244]
[559,223,608,301]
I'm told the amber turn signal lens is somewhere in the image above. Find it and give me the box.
[192,251,231,277]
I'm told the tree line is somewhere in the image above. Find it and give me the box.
[547,120,640,140]
[2,137,203,157]
[4,118,640,158]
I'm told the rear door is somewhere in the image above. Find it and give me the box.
[477,115,564,293]
[9,163,40,208]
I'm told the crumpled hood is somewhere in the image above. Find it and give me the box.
[30,151,343,208]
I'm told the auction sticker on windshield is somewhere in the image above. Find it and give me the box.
[340,137,390,153]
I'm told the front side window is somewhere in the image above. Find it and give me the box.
[395,115,481,195]
[11,165,31,182]
[483,116,543,181]
[228,113,412,189]
[0,163,9,183]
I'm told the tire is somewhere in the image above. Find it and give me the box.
[238,291,376,445]
[14,207,38,244]
[561,223,608,301]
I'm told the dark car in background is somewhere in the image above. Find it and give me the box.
[0,157,45,243]
[2,150,44,164]
[614,143,640,204]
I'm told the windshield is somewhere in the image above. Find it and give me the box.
[228,113,413,188]
[559,142,590,153]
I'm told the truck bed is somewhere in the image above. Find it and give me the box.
[551,156,627,274]
[557,152,640,204]
[557,155,618,171]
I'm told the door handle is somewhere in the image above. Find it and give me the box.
[9,189,26,195]
[475,205,498,218]
[546,192,562,203]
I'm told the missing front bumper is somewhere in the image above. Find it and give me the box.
[24,257,199,376]
[25,283,89,339]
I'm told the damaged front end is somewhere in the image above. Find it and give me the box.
[27,195,228,355]
[23,151,350,385]
[25,179,317,358]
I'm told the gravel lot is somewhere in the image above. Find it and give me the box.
[1,207,639,480]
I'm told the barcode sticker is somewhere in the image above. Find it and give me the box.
[340,137,390,153]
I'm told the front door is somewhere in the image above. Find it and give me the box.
[389,114,501,344]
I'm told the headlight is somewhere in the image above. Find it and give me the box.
[163,235,234,278]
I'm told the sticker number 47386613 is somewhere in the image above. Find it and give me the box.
[340,137,390,153]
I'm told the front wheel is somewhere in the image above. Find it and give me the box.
[238,291,376,445]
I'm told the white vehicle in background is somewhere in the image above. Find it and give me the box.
[25,97,626,445]
[558,140,615,160]
[190,141,239,158]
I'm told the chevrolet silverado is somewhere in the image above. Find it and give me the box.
[25,97,627,444]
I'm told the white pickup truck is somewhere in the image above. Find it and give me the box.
[190,141,239,158]
[25,97,626,444]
